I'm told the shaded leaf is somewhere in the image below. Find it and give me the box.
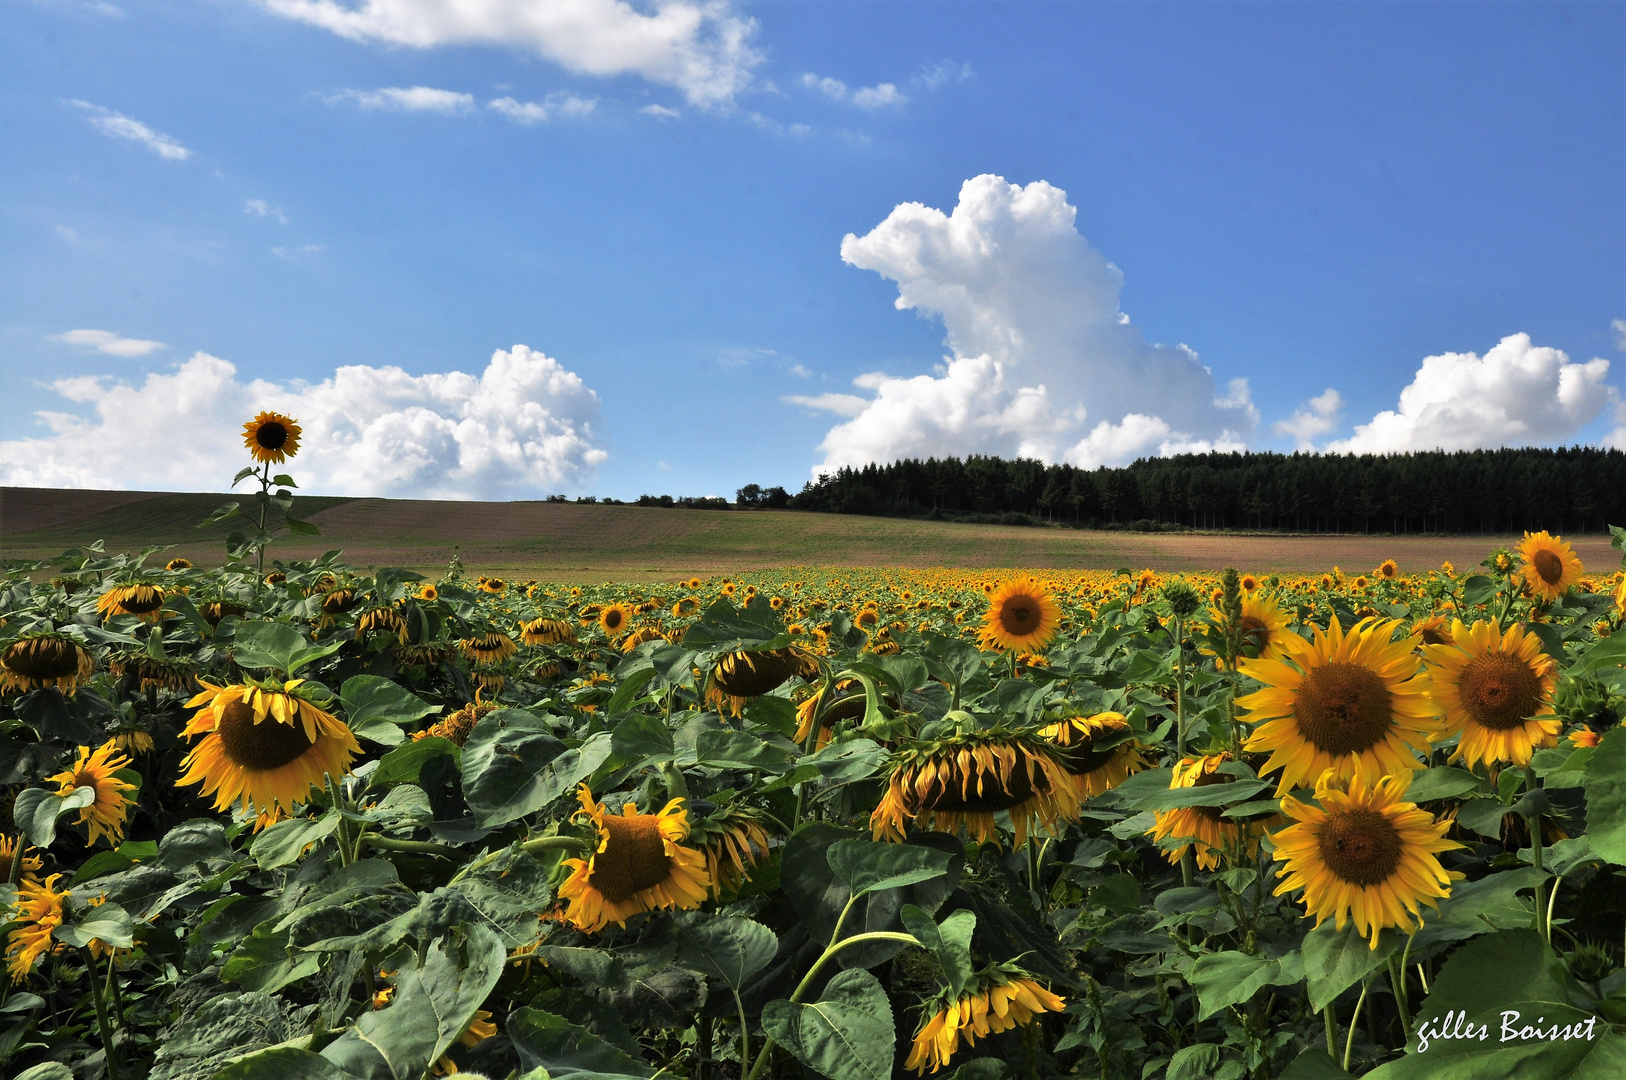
[762,968,894,1080]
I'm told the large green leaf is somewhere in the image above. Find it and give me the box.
[222,923,322,993]
[1187,949,1304,1020]
[55,898,136,949]
[677,915,779,991]
[459,709,567,827]
[370,737,457,787]
[1410,868,1544,950]
[231,621,345,676]
[507,1007,654,1077]
[213,1048,361,1080]
[251,811,341,870]
[1301,923,1401,1011]
[151,992,322,1080]
[1167,1044,1221,1080]
[692,728,792,772]
[1404,768,1488,803]
[341,676,438,745]
[900,905,976,997]
[1583,727,1626,865]
[14,785,96,848]
[826,838,954,898]
[761,968,895,1080]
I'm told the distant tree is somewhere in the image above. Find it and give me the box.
[736,483,765,507]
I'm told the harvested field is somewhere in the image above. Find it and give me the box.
[3,485,1618,580]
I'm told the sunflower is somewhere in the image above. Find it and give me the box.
[394,643,451,669]
[48,742,138,847]
[1377,559,1399,580]
[166,557,193,571]
[710,647,816,700]
[1271,771,1464,949]
[980,578,1062,652]
[1240,574,1260,592]
[872,727,1082,848]
[0,633,95,695]
[6,873,68,983]
[520,617,576,646]
[476,576,507,596]
[1411,614,1453,647]
[414,701,498,747]
[0,835,43,888]
[356,606,408,644]
[557,786,711,933]
[1208,591,1296,669]
[432,1010,497,1076]
[671,597,700,619]
[416,584,439,602]
[242,410,302,464]
[110,727,155,755]
[1423,619,1560,770]
[176,680,361,815]
[107,650,196,693]
[96,583,166,623]
[905,971,1067,1075]
[690,808,774,897]
[1038,711,1150,798]
[1147,753,1282,871]
[200,601,247,628]
[1239,616,1441,795]
[1519,531,1582,603]
[458,632,518,665]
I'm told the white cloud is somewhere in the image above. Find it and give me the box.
[1273,388,1343,449]
[56,226,80,243]
[0,345,608,499]
[800,74,848,101]
[1612,318,1626,351]
[782,392,870,417]
[640,103,680,118]
[811,175,1254,474]
[915,60,973,90]
[51,329,165,357]
[67,100,190,160]
[328,86,475,113]
[245,199,289,224]
[260,0,761,107]
[272,244,325,260]
[1324,334,1614,454]
[788,363,812,378]
[488,92,596,124]
[799,73,908,109]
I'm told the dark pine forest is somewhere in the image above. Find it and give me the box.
[784,448,1626,534]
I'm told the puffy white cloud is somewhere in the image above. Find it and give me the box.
[67,100,190,160]
[488,92,596,124]
[811,175,1253,474]
[328,86,475,113]
[51,329,165,357]
[1273,388,1343,449]
[799,73,908,109]
[261,0,761,107]
[1324,334,1613,454]
[0,345,607,499]
[1613,318,1626,351]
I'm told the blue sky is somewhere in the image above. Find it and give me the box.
[2,0,1622,501]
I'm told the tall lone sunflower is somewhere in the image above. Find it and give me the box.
[48,742,137,847]
[979,577,1062,653]
[242,411,302,464]
[1239,616,1441,795]
[1039,711,1150,799]
[1518,531,1582,603]
[1271,771,1463,949]
[905,971,1067,1075]
[557,786,711,933]
[0,633,94,695]
[176,680,361,816]
[1423,619,1560,769]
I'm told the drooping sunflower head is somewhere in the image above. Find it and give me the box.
[356,606,409,644]
[1038,710,1150,798]
[242,410,302,464]
[710,647,817,703]
[165,557,193,571]
[107,649,196,694]
[1272,770,1464,948]
[0,835,43,888]
[199,601,248,628]
[458,631,518,666]
[5,873,69,983]
[176,679,361,815]
[414,700,498,747]
[0,632,95,695]
[1240,616,1442,795]
[688,805,775,897]
[872,725,1083,848]
[1147,752,1282,871]
[48,741,138,847]
[96,583,166,623]
[1423,619,1560,770]
[979,577,1062,653]
[557,786,711,933]
[1518,531,1582,603]
[905,968,1067,1076]
[520,617,576,647]
[620,625,666,654]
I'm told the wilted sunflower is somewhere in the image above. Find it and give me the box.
[176,679,361,815]
[709,648,818,714]
[1240,616,1441,795]
[598,605,633,638]
[1272,771,1463,949]
[620,625,666,653]
[1518,531,1582,603]
[242,410,302,464]
[520,617,576,646]
[394,643,451,669]
[109,726,155,755]
[432,1010,498,1076]
[905,970,1067,1075]
[557,786,711,933]
[1424,619,1560,769]
[199,601,247,628]
[458,631,518,665]
[0,835,43,888]
[1147,753,1281,871]
[1208,591,1296,669]
[49,741,138,847]
[979,577,1062,652]
[414,701,498,747]
[689,807,774,897]
[0,632,94,695]
[165,557,193,571]
[96,583,166,622]
[872,726,1082,848]
[356,606,408,644]
[6,873,68,983]
[107,650,196,693]
[1039,711,1150,799]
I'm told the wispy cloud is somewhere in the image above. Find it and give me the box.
[66,100,190,160]
[487,92,596,124]
[52,328,165,357]
[799,73,907,110]
[915,60,974,90]
[783,392,870,417]
[272,244,326,261]
[640,103,680,119]
[1613,318,1626,351]
[245,199,289,224]
[326,86,474,114]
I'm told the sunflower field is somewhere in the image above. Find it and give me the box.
[4,418,1626,1080]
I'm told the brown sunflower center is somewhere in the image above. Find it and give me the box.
[1293,662,1394,755]
[998,596,1041,635]
[216,699,315,771]
[1532,549,1564,585]
[1316,807,1402,886]
[587,814,673,902]
[118,588,164,614]
[6,638,82,679]
[1054,721,1130,776]
[604,610,624,631]
[920,755,1042,813]
[1458,651,1543,730]
[1419,623,1452,646]
[1239,616,1271,650]
[255,421,289,450]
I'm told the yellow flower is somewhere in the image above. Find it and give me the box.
[598,605,632,638]
[242,410,302,464]
[1208,591,1296,669]
[520,617,576,646]
[557,786,711,933]
[1423,619,1560,770]
[458,632,518,665]
[1519,531,1582,603]
[48,742,137,847]
[1147,753,1281,871]
[1038,711,1149,798]
[0,835,43,888]
[96,583,166,623]
[0,633,95,695]
[905,975,1066,1075]
[1271,771,1463,949]
[979,578,1061,652]
[6,873,68,983]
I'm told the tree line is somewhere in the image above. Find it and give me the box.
[774,448,1626,534]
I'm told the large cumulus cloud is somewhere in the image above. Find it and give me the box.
[1,345,607,498]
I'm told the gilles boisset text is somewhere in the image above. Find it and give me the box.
[1414,1009,1599,1053]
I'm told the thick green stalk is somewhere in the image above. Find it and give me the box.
[1524,766,1547,940]
[1323,1005,1338,1061]
[1387,955,1413,1044]
[81,947,119,1080]
[450,835,593,884]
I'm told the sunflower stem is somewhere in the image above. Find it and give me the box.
[1342,978,1370,1072]
[81,947,119,1080]
[661,761,690,803]
[1387,954,1413,1046]
[362,835,465,860]
[1323,1004,1338,1062]
[1524,766,1548,941]
[732,988,751,1074]
[450,835,592,883]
